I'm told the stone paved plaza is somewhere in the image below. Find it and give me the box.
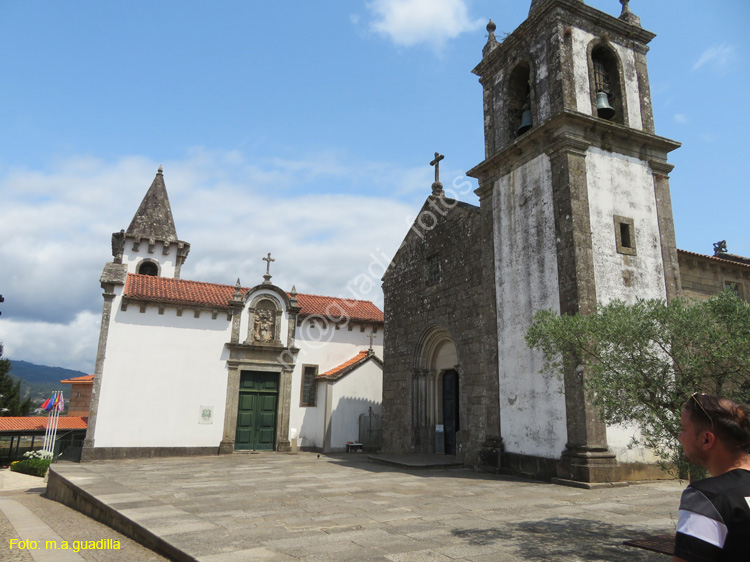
[27,453,686,561]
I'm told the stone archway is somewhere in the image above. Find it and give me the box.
[412,324,459,454]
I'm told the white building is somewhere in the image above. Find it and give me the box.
[82,167,383,460]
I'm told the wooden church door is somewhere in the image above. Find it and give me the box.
[442,370,459,455]
[235,371,278,451]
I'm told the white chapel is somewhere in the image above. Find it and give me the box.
[82,167,384,460]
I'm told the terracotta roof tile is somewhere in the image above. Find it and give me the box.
[0,416,88,432]
[60,375,94,384]
[317,351,383,381]
[124,274,384,323]
[293,293,384,323]
[125,275,236,309]
[677,249,750,269]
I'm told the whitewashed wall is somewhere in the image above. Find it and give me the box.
[493,154,567,459]
[122,240,181,278]
[291,321,383,449]
[93,288,231,448]
[327,360,383,452]
[586,147,666,462]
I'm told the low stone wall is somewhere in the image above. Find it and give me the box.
[46,467,192,561]
[80,446,218,462]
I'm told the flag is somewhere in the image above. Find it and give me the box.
[41,395,55,410]
[40,398,50,410]
[57,394,65,412]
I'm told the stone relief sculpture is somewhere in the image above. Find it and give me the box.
[254,308,275,343]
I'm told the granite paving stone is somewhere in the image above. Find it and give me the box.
[40,452,686,561]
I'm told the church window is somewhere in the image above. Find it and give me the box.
[590,45,624,125]
[138,260,159,276]
[507,62,533,138]
[724,281,745,300]
[614,215,636,256]
[300,365,318,407]
[426,255,441,287]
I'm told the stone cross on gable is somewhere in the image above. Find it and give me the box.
[430,152,445,196]
[430,152,444,183]
[262,252,275,284]
[367,331,377,351]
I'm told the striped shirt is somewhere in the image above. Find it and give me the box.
[674,469,750,561]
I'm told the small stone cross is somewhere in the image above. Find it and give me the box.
[430,152,444,184]
[367,332,377,351]
[262,253,275,283]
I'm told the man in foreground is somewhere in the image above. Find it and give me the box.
[674,393,750,561]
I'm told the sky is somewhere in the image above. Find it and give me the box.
[0,0,748,373]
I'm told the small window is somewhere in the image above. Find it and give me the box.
[725,281,745,300]
[300,365,318,407]
[614,215,636,256]
[426,255,442,287]
[138,261,159,276]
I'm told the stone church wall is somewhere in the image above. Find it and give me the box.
[382,197,499,465]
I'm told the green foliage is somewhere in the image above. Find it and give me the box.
[10,458,51,477]
[0,344,32,416]
[525,290,750,474]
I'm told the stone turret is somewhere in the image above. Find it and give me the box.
[111,167,190,279]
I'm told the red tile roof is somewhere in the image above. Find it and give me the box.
[125,275,237,309]
[677,249,750,269]
[60,374,94,384]
[0,417,88,432]
[317,350,382,381]
[294,293,384,323]
[124,274,384,323]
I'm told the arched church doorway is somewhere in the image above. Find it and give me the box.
[413,325,460,454]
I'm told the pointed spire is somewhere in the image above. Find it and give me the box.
[232,278,243,301]
[125,167,178,243]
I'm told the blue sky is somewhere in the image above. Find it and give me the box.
[0,0,748,372]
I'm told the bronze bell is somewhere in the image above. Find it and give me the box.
[596,91,616,120]
[517,109,533,136]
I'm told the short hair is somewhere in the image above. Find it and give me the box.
[684,394,750,453]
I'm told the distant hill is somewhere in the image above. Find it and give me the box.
[8,360,89,407]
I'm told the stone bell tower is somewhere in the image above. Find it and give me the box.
[468,0,681,483]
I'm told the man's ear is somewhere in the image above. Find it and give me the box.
[702,431,717,449]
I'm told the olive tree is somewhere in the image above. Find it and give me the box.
[525,290,750,472]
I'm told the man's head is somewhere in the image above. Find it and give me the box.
[679,394,750,470]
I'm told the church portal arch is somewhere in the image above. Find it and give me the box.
[412,324,460,454]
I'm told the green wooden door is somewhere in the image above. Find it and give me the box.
[235,371,279,451]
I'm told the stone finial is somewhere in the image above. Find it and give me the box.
[157,165,163,174]
[232,278,243,301]
[482,20,498,57]
[619,0,641,27]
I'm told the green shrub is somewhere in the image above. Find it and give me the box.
[10,458,51,477]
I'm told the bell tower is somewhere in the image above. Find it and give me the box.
[469,0,681,483]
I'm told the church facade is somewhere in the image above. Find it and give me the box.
[82,168,384,460]
[382,0,683,484]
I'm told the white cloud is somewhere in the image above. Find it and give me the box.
[0,312,101,373]
[367,0,483,50]
[692,43,737,75]
[673,113,688,124]
[0,150,461,371]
